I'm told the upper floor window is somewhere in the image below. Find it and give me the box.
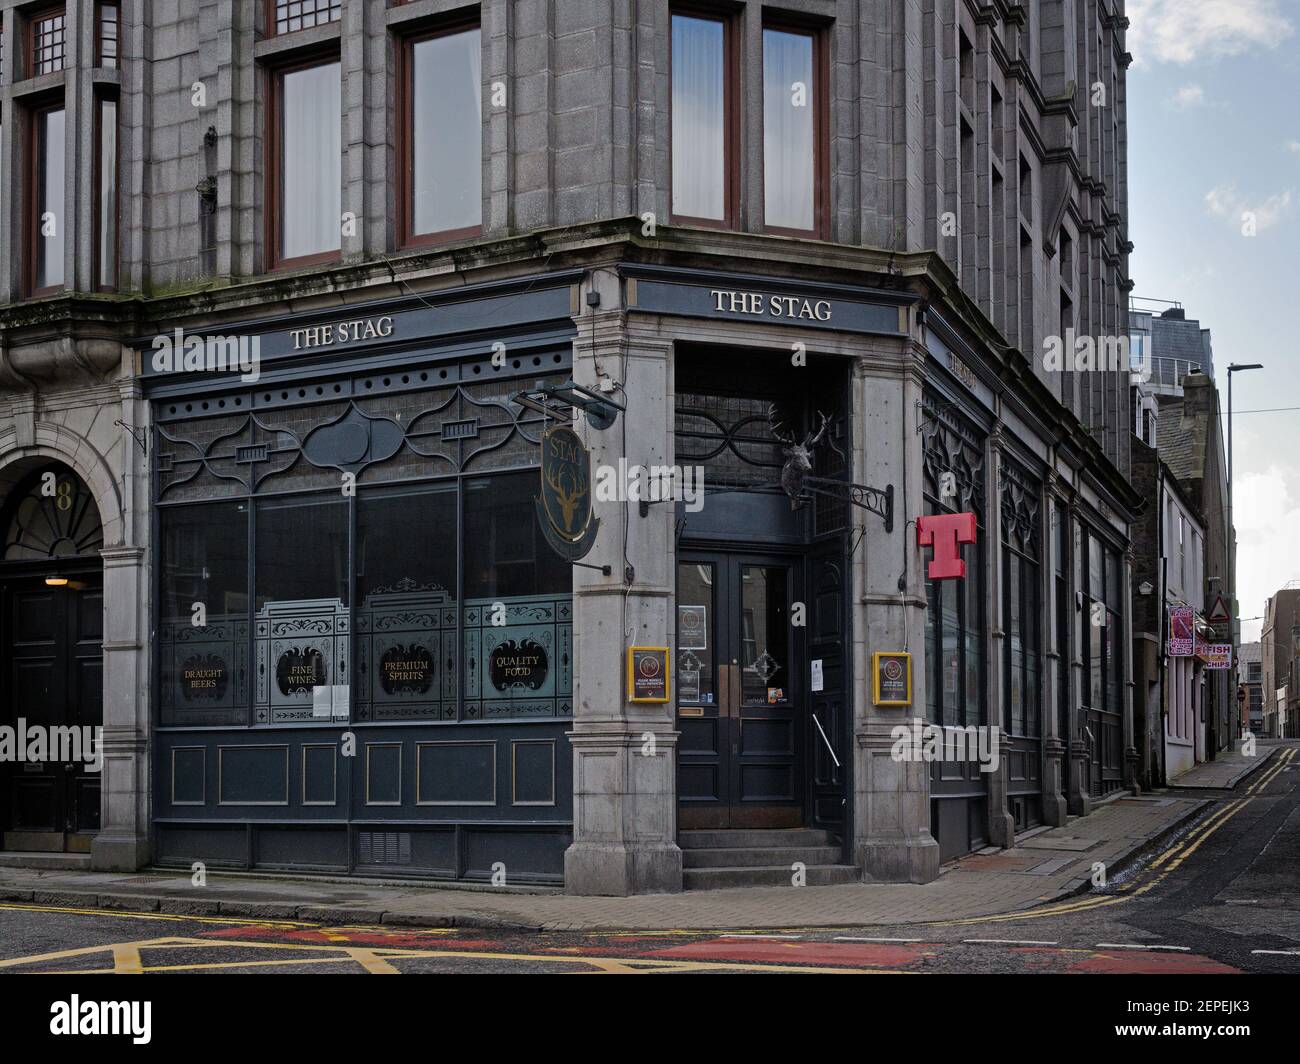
[98,4,119,69]
[28,102,65,295]
[95,96,119,290]
[30,7,67,76]
[268,58,341,268]
[400,24,482,246]
[762,25,824,236]
[670,11,734,226]
[272,0,341,36]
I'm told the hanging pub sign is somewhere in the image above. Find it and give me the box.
[628,646,671,703]
[916,512,977,580]
[1168,606,1194,656]
[536,424,600,561]
[872,651,913,707]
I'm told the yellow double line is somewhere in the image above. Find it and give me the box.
[933,747,1296,926]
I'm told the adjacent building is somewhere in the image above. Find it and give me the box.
[1238,641,1262,736]
[0,1,1137,893]
[1261,588,1300,739]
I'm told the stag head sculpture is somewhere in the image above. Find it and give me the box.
[768,405,830,507]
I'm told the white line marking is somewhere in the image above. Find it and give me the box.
[833,936,923,943]
[1224,899,1260,905]
[720,933,803,940]
[1250,949,1300,956]
[963,938,1059,946]
[1095,943,1190,952]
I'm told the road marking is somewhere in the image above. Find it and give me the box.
[1250,949,1300,956]
[834,936,923,943]
[963,938,1058,946]
[0,900,314,929]
[1094,943,1190,951]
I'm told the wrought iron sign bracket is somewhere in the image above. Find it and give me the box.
[798,477,894,533]
[511,378,624,430]
[115,419,148,456]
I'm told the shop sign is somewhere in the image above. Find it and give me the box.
[181,653,228,701]
[536,424,600,561]
[488,638,549,691]
[1197,643,1233,670]
[628,646,671,703]
[277,647,326,695]
[380,644,434,695]
[872,652,913,707]
[916,512,977,580]
[1168,606,1194,656]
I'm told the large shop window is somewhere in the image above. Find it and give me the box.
[670,11,732,226]
[1001,462,1042,737]
[921,404,986,728]
[1083,532,1124,721]
[29,102,65,295]
[270,58,341,268]
[401,24,482,245]
[762,24,823,236]
[156,377,574,728]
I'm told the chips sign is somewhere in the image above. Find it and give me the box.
[536,424,599,561]
[1168,606,1194,656]
[627,646,670,703]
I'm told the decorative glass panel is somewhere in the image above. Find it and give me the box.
[740,566,789,706]
[2,467,103,560]
[676,562,715,707]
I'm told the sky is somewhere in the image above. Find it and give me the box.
[1125,0,1300,643]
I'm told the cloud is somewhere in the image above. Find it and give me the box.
[1289,140,1300,154]
[1204,184,1293,233]
[1235,465,1300,642]
[1128,0,1294,64]
[1169,84,1207,109]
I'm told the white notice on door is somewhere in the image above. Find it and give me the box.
[811,659,824,692]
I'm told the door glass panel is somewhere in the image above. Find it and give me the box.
[676,562,715,707]
[739,565,789,706]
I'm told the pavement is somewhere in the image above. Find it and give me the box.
[1168,736,1283,790]
[4,785,1260,933]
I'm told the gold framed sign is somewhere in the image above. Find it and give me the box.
[627,646,671,703]
[872,651,912,707]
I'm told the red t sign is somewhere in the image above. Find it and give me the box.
[917,512,977,580]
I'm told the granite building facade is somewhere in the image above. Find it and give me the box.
[0,0,1137,894]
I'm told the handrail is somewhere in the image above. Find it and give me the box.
[812,712,840,768]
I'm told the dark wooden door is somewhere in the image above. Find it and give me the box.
[676,552,804,829]
[2,577,103,852]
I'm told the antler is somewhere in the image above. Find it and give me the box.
[767,402,798,446]
[805,411,830,448]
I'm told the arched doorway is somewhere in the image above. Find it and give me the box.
[0,463,105,853]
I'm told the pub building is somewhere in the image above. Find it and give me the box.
[0,1,1137,894]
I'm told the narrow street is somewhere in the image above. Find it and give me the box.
[2,746,1294,975]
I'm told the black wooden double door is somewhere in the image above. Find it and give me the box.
[1,577,103,851]
[675,552,806,829]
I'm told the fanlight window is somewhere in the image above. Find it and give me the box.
[2,467,104,560]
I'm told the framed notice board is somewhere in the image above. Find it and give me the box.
[872,651,912,707]
[627,646,671,703]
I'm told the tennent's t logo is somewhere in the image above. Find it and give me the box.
[916,512,977,580]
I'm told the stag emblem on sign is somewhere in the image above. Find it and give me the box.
[535,424,601,560]
[768,404,830,507]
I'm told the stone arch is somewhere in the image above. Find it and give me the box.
[0,422,126,549]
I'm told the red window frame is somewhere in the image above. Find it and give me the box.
[264,51,343,271]
[396,18,484,250]
[760,20,829,240]
[668,6,740,230]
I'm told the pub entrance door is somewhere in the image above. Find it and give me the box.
[676,550,805,830]
[0,573,104,852]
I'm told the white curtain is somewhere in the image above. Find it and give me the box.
[672,15,725,220]
[282,62,341,259]
[413,28,483,235]
[763,30,814,231]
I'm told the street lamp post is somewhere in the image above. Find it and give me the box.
[1226,362,1263,508]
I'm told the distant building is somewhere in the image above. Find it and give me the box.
[1129,302,1215,398]
[1238,642,1262,735]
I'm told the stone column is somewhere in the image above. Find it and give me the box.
[92,375,152,871]
[1039,474,1069,826]
[984,425,1015,847]
[1122,545,1140,792]
[563,268,682,895]
[853,340,939,884]
[1067,503,1092,817]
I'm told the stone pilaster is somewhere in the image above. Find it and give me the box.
[852,339,939,884]
[1039,473,1069,826]
[984,425,1015,848]
[563,270,681,895]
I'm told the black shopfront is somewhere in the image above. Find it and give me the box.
[142,274,580,883]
